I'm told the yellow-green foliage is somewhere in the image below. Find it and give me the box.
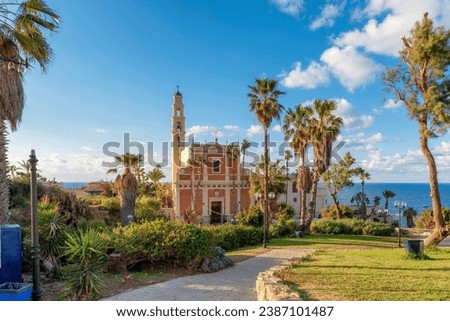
[415,208,450,229]
[204,224,263,250]
[135,196,163,222]
[320,205,354,219]
[311,218,394,236]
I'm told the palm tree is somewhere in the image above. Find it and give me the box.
[248,78,285,247]
[283,105,313,229]
[7,164,17,179]
[304,100,343,232]
[107,153,141,226]
[284,150,292,203]
[0,1,59,222]
[240,139,250,212]
[355,167,371,217]
[227,143,240,215]
[147,165,165,186]
[382,190,396,210]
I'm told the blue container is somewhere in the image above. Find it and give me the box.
[0,225,22,284]
[0,283,32,301]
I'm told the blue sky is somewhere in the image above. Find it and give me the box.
[8,0,450,183]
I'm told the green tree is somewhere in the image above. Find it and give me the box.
[283,105,313,230]
[147,165,165,186]
[227,143,240,215]
[0,0,59,223]
[240,139,250,212]
[107,153,141,225]
[382,189,396,210]
[321,152,357,219]
[284,149,293,204]
[354,167,371,217]
[305,100,343,232]
[383,13,450,246]
[248,78,285,247]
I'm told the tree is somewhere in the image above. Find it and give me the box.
[283,105,313,230]
[248,78,285,247]
[107,153,141,225]
[0,0,59,223]
[382,190,396,210]
[7,164,16,179]
[147,165,165,186]
[383,13,450,246]
[403,207,418,228]
[240,139,250,212]
[354,167,371,217]
[227,143,240,215]
[321,152,357,219]
[284,149,292,204]
[186,155,205,223]
[304,100,343,232]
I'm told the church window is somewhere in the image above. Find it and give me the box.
[212,159,220,173]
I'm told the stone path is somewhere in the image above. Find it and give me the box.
[104,248,312,301]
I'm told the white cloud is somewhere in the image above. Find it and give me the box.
[81,146,94,152]
[186,125,222,138]
[334,98,375,130]
[247,124,263,137]
[270,0,304,17]
[342,132,385,152]
[280,61,330,89]
[95,128,107,134]
[271,124,283,133]
[321,46,382,92]
[224,125,240,131]
[373,108,384,115]
[383,99,403,110]
[336,0,444,56]
[310,1,346,30]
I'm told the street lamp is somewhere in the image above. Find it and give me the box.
[394,201,407,247]
[256,191,276,248]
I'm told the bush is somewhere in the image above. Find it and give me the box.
[274,203,295,220]
[269,219,296,238]
[320,205,354,219]
[415,208,450,229]
[204,224,263,250]
[311,218,394,236]
[110,220,214,267]
[63,228,107,300]
[135,196,164,222]
[236,205,263,227]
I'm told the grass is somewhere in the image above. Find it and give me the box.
[281,244,450,301]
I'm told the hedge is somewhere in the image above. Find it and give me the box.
[204,224,263,251]
[310,218,394,236]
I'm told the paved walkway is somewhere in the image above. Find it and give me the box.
[104,248,312,301]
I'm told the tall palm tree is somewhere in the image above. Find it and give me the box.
[0,0,59,223]
[284,149,292,203]
[283,105,313,229]
[17,159,31,177]
[355,167,371,217]
[382,189,396,210]
[305,100,343,232]
[240,139,250,212]
[227,143,240,215]
[107,153,142,226]
[7,164,17,179]
[248,78,285,247]
[147,165,165,186]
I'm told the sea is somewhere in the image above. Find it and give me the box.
[62,182,89,189]
[337,183,450,215]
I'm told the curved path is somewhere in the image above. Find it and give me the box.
[104,248,311,301]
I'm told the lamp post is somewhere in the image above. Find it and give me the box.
[256,191,276,248]
[394,201,407,247]
[29,149,42,300]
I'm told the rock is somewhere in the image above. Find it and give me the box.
[200,247,234,273]
[107,253,128,274]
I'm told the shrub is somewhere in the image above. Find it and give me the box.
[63,228,107,300]
[320,205,354,219]
[269,219,295,238]
[236,205,263,227]
[415,208,450,229]
[135,196,164,222]
[274,203,295,220]
[311,218,394,236]
[110,220,214,267]
[204,224,263,250]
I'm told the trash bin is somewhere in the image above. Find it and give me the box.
[404,240,424,255]
[0,225,22,284]
[0,283,32,301]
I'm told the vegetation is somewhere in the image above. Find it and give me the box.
[283,247,450,300]
[235,204,263,227]
[248,77,285,247]
[383,13,450,246]
[0,0,60,223]
[269,218,295,238]
[382,189,396,210]
[320,205,354,220]
[415,208,450,229]
[310,218,394,236]
[403,207,418,228]
[204,224,263,251]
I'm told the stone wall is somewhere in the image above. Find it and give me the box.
[255,265,301,301]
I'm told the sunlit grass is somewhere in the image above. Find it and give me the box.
[283,247,450,301]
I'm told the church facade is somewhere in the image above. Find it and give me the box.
[170,90,327,224]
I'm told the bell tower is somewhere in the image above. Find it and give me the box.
[171,87,186,186]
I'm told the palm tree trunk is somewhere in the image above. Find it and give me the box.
[263,128,269,247]
[419,120,449,246]
[116,168,138,226]
[0,121,9,224]
[304,169,319,233]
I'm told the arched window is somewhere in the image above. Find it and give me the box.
[212,159,221,173]
[176,122,181,131]
[292,181,298,193]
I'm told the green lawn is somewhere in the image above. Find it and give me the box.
[281,244,450,301]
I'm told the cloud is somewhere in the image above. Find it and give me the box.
[81,146,94,152]
[321,46,382,92]
[270,0,304,17]
[280,61,330,89]
[310,1,346,30]
[247,124,263,137]
[334,98,375,130]
[337,0,444,56]
[186,125,223,138]
[383,99,403,110]
[343,132,385,151]
[224,125,240,131]
[95,128,107,134]
[271,124,283,133]
[373,108,384,115]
